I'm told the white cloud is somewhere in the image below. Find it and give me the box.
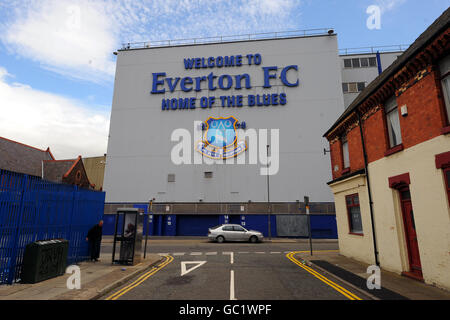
[1,0,302,83]
[376,0,407,13]
[0,66,109,159]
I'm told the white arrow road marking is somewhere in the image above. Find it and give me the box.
[223,252,234,264]
[230,270,236,300]
[180,261,207,276]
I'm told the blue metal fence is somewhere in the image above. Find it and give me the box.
[0,169,105,284]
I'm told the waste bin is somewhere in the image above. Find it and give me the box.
[20,239,69,284]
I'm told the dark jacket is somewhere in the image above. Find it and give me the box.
[87,224,103,241]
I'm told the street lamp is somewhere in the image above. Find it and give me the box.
[144,197,155,258]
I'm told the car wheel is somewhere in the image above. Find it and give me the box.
[249,235,258,243]
[216,236,225,243]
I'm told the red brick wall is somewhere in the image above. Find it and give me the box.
[396,70,445,148]
[347,126,365,171]
[62,159,91,189]
[364,107,389,163]
[329,139,343,180]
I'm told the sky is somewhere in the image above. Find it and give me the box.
[0,0,448,159]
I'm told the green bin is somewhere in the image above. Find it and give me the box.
[21,239,69,284]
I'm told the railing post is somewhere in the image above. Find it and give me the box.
[7,174,28,284]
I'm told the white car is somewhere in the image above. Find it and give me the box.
[208,224,264,243]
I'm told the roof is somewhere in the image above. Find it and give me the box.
[324,7,450,138]
[42,159,77,183]
[0,136,54,177]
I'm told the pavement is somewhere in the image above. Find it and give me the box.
[0,253,163,300]
[295,250,450,300]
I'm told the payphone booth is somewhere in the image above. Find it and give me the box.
[112,208,143,265]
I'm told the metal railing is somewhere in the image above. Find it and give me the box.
[120,28,334,50]
[0,169,105,284]
[339,44,410,55]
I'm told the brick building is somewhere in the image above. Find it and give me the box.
[323,9,450,290]
[0,136,93,189]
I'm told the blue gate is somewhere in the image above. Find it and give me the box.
[0,169,105,284]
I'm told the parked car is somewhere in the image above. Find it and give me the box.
[208,224,264,243]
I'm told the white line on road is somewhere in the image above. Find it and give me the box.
[238,252,249,254]
[255,252,266,254]
[157,253,169,256]
[181,261,207,276]
[230,270,236,300]
[190,252,203,255]
[270,252,281,254]
[173,252,185,256]
[205,252,217,255]
[223,252,234,264]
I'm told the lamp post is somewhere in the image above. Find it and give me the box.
[305,196,313,256]
[267,144,272,239]
[144,198,155,259]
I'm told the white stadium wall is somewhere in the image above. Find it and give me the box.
[104,35,344,203]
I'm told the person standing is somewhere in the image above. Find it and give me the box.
[86,220,103,262]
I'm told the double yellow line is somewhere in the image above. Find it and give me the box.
[105,255,174,300]
[286,251,362,300]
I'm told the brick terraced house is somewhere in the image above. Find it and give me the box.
[323,8,450,290]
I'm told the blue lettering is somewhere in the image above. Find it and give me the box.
[166,77,180,92]
[236,55,242,66]
[218,75,233,90]
[236,95,243,107]
[254,54,262,65]
[207,72,217,91]
[184,59,195,69]
[207,57,215,68]
[216,56,223,67]
[224,56,235,67]
[162,99,170,110]
[190,97,196,109]
[234,74,251,90]
[151,72,166,94]
[248,95,255,106]
[280,65,299,87]
[271,93,278,105]
[195,58,201,68]
[195,76,207,92]
[180,77,193,92]
[246,54,254,65]
[280,93,287,105]
[262,66,277,88]
[200,96,208,108]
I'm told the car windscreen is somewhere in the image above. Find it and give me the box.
[209,225,221,230]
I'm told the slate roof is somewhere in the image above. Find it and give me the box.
[0,136,54,177]
[42,160,77,183]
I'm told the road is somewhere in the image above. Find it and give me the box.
[100,239,371,300]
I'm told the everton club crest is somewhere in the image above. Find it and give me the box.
[196,116,247,159]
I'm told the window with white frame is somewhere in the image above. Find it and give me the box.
[342,135,350,169]
[385,96,402,148]
[439,55,450,125]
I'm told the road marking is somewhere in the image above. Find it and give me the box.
[270,252,281,254]
[238,252,249,254]
[105,255,173,300]
[286,251,362,301]
[157,253,169,256]
[205,252,217,255]
[181,261,207,276]
[223,252,234,264]
[230,270,236,300]
[173,252,185,256]
[190,252,202,255]
[255,252,266,254]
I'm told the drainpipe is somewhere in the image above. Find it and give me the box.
[376,51,383,75]
[357,111,380,266]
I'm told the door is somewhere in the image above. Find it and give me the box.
[233,225,248,241]
[399,188,423,278]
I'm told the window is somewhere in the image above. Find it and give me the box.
[342,135,350,169]
[222,226,233,231]
[342,83,348,93]
[345,194,363,234]
[342,82,365,94]
[360,57,369,67]
[439,55,450,124]
[385,96,402,148]
[343,57,377,69]
[168,174,175,182]
[357,82,365,92]
[233,226,246,232]
[348,82,358,93]
[204,171,213,178]
[352,58,360,68]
